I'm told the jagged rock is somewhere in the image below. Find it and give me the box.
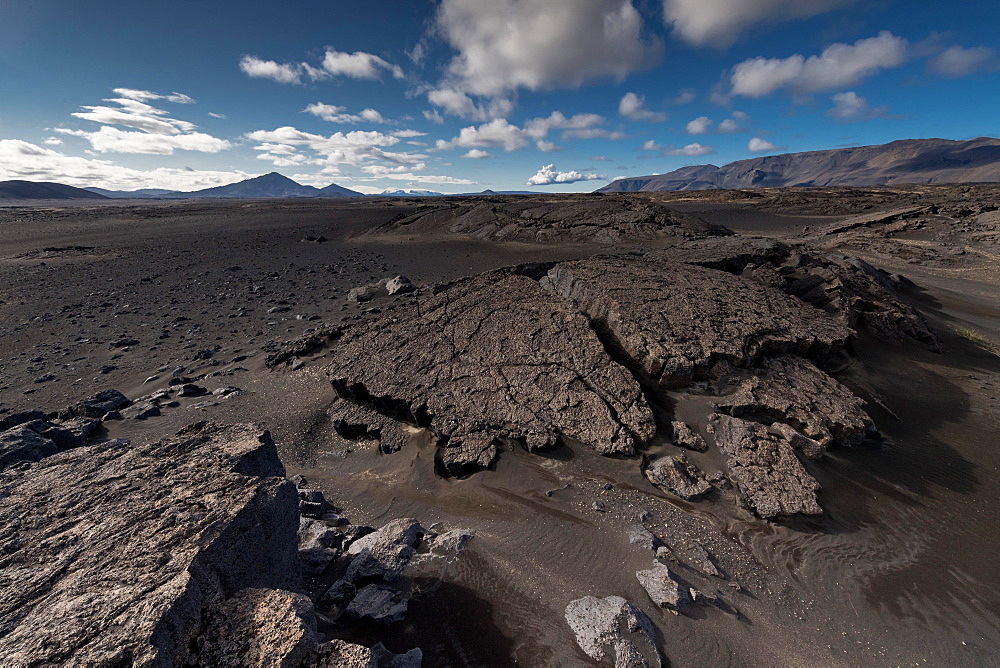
[58,388,131,419]
[298,518,343,577]
[438,429,499,477]
[628,523,660,552]
[716,355,875,449]
[298,488,333,519]
[565,595,661,667]
[346,584,409,623]
[326,268,656,473]
[542,256,851,388]
[385,276,415,296]
[373,196,726,244]
[690,542,721,578]
[0,424,58,470]
[197,588,317,667]
[265,324,342,368]
[636,562,687,610]
[313,639,422,668]
[644,455,711,500]
[711,414,822,519]
[124,401,161,420]
[777,252,940,350]
[343,518,425,584]
[348,283,383,303]
[669,421,707,451]
[329,398,409,454]
[768,422,826,461]
[0,411,48,431]
[0,422,298,665]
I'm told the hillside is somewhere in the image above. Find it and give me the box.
[598,137,1000,192]
[0,180,110,200]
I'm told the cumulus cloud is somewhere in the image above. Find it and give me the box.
[239,55,304,84]
[60,89,231,155]
[526,163,604,186]
[43,137,63,145]
[662,0,857,47]
[748,137,780,152]
[304,102,389,124]
[322,49,404,80]
[246,126,429,175]
[641,140,714,156]
[0,139,252,191]
[435,0,661,97]
[427,88,514,121]
[436,118,529,152]
[57,127,229,155]
[423,109,445,124]
[826,91,890,123]
[393,129,427,138]
[240,49,403,85]
[927,45,996,78]
[462,149,493,159]
[730,31,908,98]
[717,111,749,133]
[437,112,620,153]
[619,92,667,122]
[685,116,713,135]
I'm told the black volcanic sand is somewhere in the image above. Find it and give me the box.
[1,193,999,665]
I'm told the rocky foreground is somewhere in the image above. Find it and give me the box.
[2,192,989,665]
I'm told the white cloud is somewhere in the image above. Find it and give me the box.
[826,91,890,123]
[927,45,996,78]
[42,137,63,146]
[0,139,252,191]
[304,102,389,124]
[436,118,528,152]
[423,109,445,124]
[113,88,194,104]
[717,111,748,133]
[246,126,429,175]
[462,149,493,159]
[662,0,857,47]
[590,155,612,161]
[208,112,227,119]
[435,0,661,97]
[641,140,714,156]
[239,55,303,84]
[730,31,908,98]
[321,49,404,80]
[427,88,513,121]
[536,140,560,152]
[526,163,604,186]
[380,172,477,185]
[57,127,230,155]
[60,89,231,155]
[619,92,667,122]
[686,116,712,135]
[748,137,779,152]
[668,142,714,156]
[393,129,427,138]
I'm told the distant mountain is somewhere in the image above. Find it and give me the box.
[373,189,444,197]
[317,182,364,198]
[170,172,320,198]
[0,180,110,200]
[84,187,178,198]
[598,137,1000,192]
[461,189,541,196]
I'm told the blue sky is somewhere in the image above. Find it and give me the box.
[1,0,997,193]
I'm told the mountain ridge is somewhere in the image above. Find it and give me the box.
[598,137,1000,192]
[0,180,111,201]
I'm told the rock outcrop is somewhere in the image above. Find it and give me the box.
[542,256,851,387]
[710,414,823,519]
[0,422,300,665]
[326,267,656,475]
[565,595,661,667]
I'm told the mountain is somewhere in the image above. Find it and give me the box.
[316,182,364,198]
[598,137,1000,192]
[373,189,444,197]
[0,180,110,200]
[460,189,541,196]
[84,187,178,198]
[169,172,320,198]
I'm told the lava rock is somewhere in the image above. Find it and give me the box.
[565,595,661,667]
[636,562,687,610]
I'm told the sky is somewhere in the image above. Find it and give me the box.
[1,0,998,194]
